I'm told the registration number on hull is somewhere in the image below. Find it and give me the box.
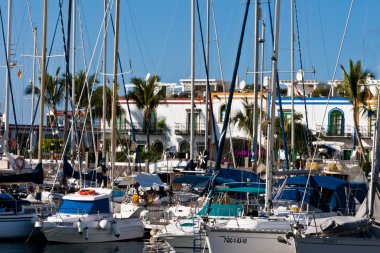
[223,236,247,244]
[56,222,74,227]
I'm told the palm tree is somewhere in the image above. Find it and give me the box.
[231,97,255,138]
[91,85,122,124]
[128,74,166,149]
[261,113,310,160]
[25,67,64,127]
[231,97,265,161]
[71,70,97,109]
[340,59,370,163]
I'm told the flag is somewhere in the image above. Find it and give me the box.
[17,69,22,78]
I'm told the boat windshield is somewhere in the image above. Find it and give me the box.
[58,198,110,214]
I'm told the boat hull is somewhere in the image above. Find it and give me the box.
[207,229,294,253]
[294,236,380,253]
[0,214,36,239]
[159,234,208,251]
[40,218,144,243]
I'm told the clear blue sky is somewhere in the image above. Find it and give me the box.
[0,0,379,124]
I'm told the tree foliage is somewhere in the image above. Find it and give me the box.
[128,74,166,148]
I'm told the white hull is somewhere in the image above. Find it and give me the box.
[0,214,36,239]
[160,234,207,251]
[207,229,294,253]
[294,236,380,253]
[40,217,144,243]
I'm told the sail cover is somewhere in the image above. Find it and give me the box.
[0,163,43,184]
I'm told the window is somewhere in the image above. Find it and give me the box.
[328,109,344,136]
[219,104,226,123]
[179,141,190,154]
[187,111,199,131]
[117,110,126,130]
[152,140,164,153]
[197,142,205,153]
[369,114,376,137]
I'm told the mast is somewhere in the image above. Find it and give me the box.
[290,0,295,169]
[190,0,195,160]
[71,0,76,165]
[265,0,281,215]
[252,0,260,170]
[204,0,210,153]
[38,0,48,163]
[369,84,380,217]
[258,20,265,162]
[3,0,12,153]
[64,0,72,154]
[111,0,121,189]
[102,0,107,163]
[29,27,37,160]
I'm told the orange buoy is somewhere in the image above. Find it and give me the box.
[77,189,96,195]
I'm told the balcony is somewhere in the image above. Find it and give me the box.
[174,123,205,135]
[125,124,166,135]
[315,124,373,138]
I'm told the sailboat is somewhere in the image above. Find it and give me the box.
[277,65,380,253]
[35,0,145,243]
[0,0,59,240]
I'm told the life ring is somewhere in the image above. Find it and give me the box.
[15,157,25,172]
[77,189,96,195]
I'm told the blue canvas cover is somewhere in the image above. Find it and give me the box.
[59,198,110,214]
[277,176,359,212]
[197,203,244,217]
[216,169,263,183]
[312,176,349,190]
[275,187,323,209]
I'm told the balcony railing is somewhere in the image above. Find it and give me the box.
[315,124,373,138]
[125,124,165,135]
[174,123,205,135]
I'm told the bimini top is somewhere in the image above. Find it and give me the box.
[59,189,111,214]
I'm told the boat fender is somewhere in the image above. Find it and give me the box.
[85,226,89,240]
[34,220,42,228]
[111,221,120,238]
[140,210,149,221]
[15,156,25,171]
[77,220,84,234]
[150,228,159,236]
[99,219,111,230]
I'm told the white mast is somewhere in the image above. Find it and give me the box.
[71,0,76,165]
[102,0,107,163]
[111,0,120,189]
[252,0,260,170]
[265,0,281,215]
[190,0,195,161]
[3,0,12,153]
[290,0,295,169]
